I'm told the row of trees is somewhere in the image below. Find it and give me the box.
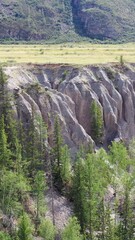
[0,66,135,240]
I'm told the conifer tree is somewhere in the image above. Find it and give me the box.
[0,66,20,162]
[118,172,135,240]
[53,115,63,174]
[90,100,103,143]
[60,144,71,186]
[37,115,47,164]
[0,115,11,169]
[25,107,41,178]
[73,149,110,237]
[33,171,47,222]
[0,67,14,133]
[62,217,83,240]
[84,153,102,238]
[0,231,12,240]
[38,218,56,240]
[73,157,86,231]
[109,141,129,171]
[18,212,33,240]
[105,204,116,240]
[0,67,7,119]
[52,115,64,188]
[14,139,23,174]
[0,170,30,215]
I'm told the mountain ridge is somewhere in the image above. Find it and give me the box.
[0,0,135,42]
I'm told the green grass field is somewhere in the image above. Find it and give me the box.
[0,43,135,65]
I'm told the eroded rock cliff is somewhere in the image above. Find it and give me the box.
[5,63,135,152]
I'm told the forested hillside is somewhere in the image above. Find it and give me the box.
[73,0,135,41]
[0,0,73,41]
[0,0,135,42]
[1,65,135,239]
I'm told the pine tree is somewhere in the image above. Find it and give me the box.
[53,115,63,173]
[0,231,12,240]
[73,149,110,237]
[73,157,86,231]
[18,212,33,240]
[90,100,103,143]
[25,107,41,178]
[37,115,47,165]
[0,67,7,119]
[109,141,129,171]
[0,66,21,165]
[62,217,83,240]
[33,171,47,222]
[0,67,14,133]
[0,115,11,169]
[105,203,119,240]
[14,139,23,174]
[38,218,56,240]
[84,153,101,238]
[118,172,135,240]
[0,170,30,215]
[60,144,71,186]
[52,115,64,187]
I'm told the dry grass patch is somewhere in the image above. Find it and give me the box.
[0,43,135,65]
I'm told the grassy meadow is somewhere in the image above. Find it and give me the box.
[0,42,135,65]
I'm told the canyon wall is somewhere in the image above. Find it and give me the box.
[5,63,135,152]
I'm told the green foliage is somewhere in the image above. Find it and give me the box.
[0,231,12,240]
[73,0,135,42]
[25,111,47,178]
[52,116,63,183]
[33,171,47,219]
[0,115,11,168]
[38,218,56,240]
[120,55,124,65]
[0,67,7,118]
[62,217,82,240]
[0,0,135,42]
[72,157,86,231]
[53,115,63,165]
[0,170,30,215]
[52,116,72,192]
[73,148,115,237]
[60,145,71,185]
[0,0,73,42]
[1,65,135,240]
[109,141,129,171]
[90,100,103,143]
[18,212,34,240]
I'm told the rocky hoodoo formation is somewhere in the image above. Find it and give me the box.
[5,63,135,151]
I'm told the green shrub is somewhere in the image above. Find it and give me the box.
[38,218,56,240]
[0,231,12,240]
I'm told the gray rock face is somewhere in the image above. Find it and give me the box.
[5,63,135,150]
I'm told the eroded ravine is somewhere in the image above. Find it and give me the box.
[5,63,135,151]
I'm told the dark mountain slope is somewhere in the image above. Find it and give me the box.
[0,0,135,41]
[72,0,135,41]
[0,0,73,41]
